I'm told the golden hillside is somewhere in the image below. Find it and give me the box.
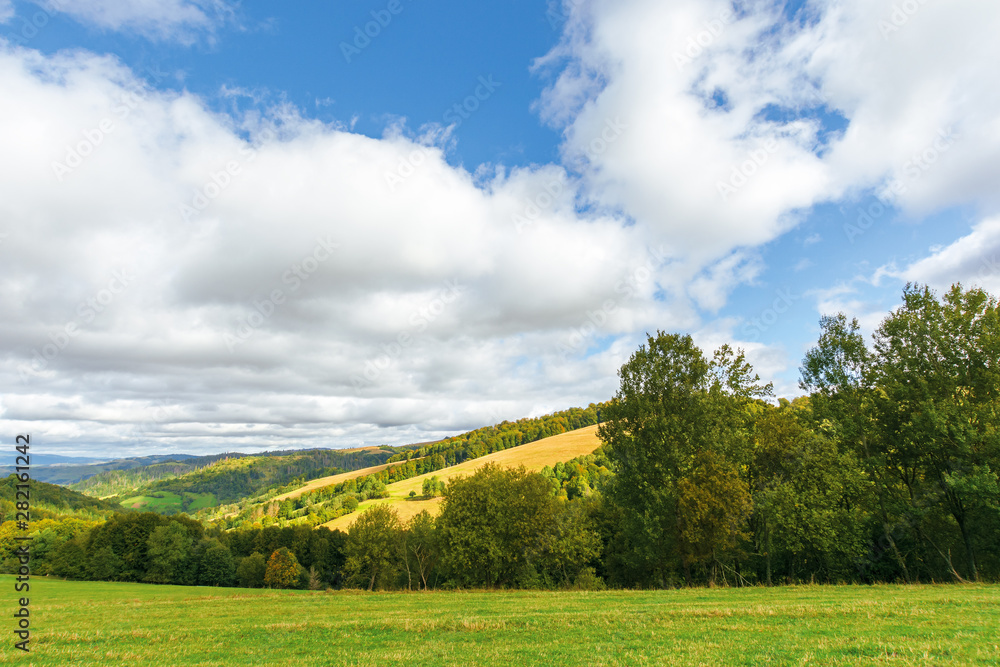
[321,424,602,530]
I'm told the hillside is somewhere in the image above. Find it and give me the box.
[270,460,410,502]
[322,424,602,530]
[0,453,198,487]
[105,446,401,515]
[0,474,123,523]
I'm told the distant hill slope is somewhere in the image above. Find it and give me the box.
[322,424,602,530]
[102,447,402,514]
[0,454,198,486]
[270,460,413,502]
[0,474,123,522]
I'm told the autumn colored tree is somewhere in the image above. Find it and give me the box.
[264,547,301,589]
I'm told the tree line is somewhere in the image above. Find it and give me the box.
[4,283,997,589]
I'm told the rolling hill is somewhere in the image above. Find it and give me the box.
[321,424,602,530]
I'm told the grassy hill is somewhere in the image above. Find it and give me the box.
[93,447,402,515]
[322,424,602,530]
[270,460,413,502]
[0,474,123,522]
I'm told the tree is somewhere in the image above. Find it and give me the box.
[535,498,602,587]
[343,504,401,590]
[598,332,769,586]
[868,284,1000,581]
[145,522,193,584]
[199,542,236,586]
[676,450,752,585]
[264,547,301,589]
[402,510,438,590]
[236,552,267,588]
[437,464,556,587]
[800,283,1000,582]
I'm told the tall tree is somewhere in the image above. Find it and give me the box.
[437,464,556,587]
[343,504,402,591]
[599,332,769,585]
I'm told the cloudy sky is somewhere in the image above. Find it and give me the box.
[1,0,998,457]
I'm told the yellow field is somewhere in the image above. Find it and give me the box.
[321,424,601,530]
[272,460,404,502]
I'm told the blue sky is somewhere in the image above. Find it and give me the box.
[2,0,999,456]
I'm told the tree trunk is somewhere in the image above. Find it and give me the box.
[955,514,978,582]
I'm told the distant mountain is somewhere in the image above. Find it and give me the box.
[0,453,199,486]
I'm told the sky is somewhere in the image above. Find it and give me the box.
[1,0,999,457]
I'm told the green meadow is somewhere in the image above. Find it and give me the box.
[1,576,997,666]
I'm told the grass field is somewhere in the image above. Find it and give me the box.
[1,576,997,666]
[322,424,602,530]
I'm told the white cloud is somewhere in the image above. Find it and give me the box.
[0,44,683,455]
[36,0,235,42]
[0,1,14,24]
[899,217,1000,294]
[537,0,1000,258]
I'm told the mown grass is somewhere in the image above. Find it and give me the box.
[1,576,997,666]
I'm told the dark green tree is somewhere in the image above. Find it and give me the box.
[343,504,402,590]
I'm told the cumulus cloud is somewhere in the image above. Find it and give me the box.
[898,218,1000,294]
[537,0,1000,256]
[0,44,679,455]
[6,0,1000,455]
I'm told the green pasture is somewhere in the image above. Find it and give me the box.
[0,577,997,666]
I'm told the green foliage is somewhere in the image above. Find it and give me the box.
[85,448,399,514]
[802,283,1000,583]
[343,504,402,591]
[598,332,770,585]
[199,541,236,586]
[236,552,267,588]
[437,464,558,587]
[145,522,194,584]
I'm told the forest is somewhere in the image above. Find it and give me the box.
[3,283,997,590]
